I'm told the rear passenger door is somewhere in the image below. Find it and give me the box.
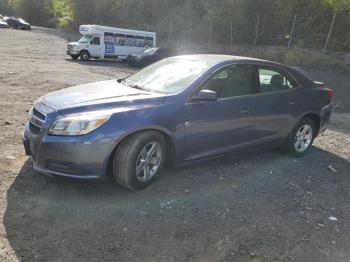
[252,65,300,141]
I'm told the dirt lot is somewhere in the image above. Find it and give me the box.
[0,27,350,262]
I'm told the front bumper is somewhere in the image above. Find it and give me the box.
[67,50,80,56]
[23,123,117,181]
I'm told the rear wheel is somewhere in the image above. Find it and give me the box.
[113,131,166,190]
[283,118,315,156]
[80,51,90,61]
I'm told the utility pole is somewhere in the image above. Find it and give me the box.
[209,23,212,48]
[188,21,192,43]
[230,20,233,48]
[323,13,337,54]
[288,14,297,48]
[253,14,260,47]
[168,19,173,44]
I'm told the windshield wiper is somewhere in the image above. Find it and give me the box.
[119,79,146,91]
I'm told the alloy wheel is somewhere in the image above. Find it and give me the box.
[294,124,313,153]
[135,141,163,182]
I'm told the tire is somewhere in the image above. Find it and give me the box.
[113,131,166,190]
[80,51,90,61]
[282,117,316,156]
[71,55,79,60]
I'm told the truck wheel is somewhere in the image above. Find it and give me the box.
[71,55,79,60]
[282,117,316,156]
[113,131,166,191]
[80,51,90,61]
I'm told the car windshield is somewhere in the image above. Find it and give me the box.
[124,57,211,94]
[78,35,93,43]
[143,48,159,55]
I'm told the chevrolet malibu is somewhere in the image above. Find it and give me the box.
[23,55,333,190]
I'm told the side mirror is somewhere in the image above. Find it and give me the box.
[191,89,218,102]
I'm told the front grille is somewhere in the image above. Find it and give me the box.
[29,123,41,134]
[32,107,46,121]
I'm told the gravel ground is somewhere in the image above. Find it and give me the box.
[0,27,349,262]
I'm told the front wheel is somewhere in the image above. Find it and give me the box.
[80,51,90,61]
[113,131,166,190]
[282,118,316,156]
[71,55,79,60]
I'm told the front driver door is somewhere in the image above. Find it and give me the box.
[184,64,258,160]
[89,36,102,58]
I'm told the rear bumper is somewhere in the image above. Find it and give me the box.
[319,104,332,134]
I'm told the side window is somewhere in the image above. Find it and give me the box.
[200,64,252,99]
[125,35,136,46]
[258,68,297,93]
[90,37,100,45]
[135,36,145,47]
[115,34,125,46]
[104,33,115,45]
[145,37,154,47]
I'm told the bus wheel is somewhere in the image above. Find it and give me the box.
[80,51,90,61]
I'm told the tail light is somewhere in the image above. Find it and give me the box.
[325,88,334,98]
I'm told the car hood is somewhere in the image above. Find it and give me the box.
[39,80,167,114]
[68,42,80,46]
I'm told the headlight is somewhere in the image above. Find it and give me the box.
[49,114,110,136]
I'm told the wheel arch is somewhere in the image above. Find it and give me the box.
[79,49,91,56]
[105,128,177,180]
[299,112,321,136]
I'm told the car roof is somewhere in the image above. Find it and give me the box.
[172,54,284,67]
[171,54,314,86]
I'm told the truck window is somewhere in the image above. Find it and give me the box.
[90,37,100,45]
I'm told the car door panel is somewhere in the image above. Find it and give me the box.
[252,65,301,141]
[185,97,257,160]
[184,64,260,160]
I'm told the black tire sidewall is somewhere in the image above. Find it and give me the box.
[114,132,166,190]
[80,51,90,61]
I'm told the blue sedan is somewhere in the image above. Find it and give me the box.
[23,55,333,190]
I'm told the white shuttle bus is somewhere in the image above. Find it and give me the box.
[67,25,156,61]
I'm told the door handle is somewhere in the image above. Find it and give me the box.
[289,101,295,105]
[240,108,249,114]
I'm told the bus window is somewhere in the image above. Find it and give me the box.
[115,33,125,46]
[104,32,115,45]
[145,37,154,47]
[135,36,145,47]
[125,35,136,46]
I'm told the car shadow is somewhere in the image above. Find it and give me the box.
[65,58,135,69]
[4,145,350,261]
